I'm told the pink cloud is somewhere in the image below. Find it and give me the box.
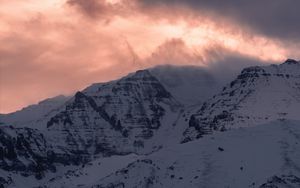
[0,0,298,113]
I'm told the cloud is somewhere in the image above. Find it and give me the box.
[139,0,300,42]
[147,42,268,105]
[65,0,136,22]
[0,0,299,113]
[67,0,106,16]
[142,38,270,90]
[144,38,204,66]
[0,10,138,113]
[64,0,299,60]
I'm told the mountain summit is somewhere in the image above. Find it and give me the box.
[283,58,300,65]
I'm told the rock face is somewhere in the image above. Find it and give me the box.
[259,175,300,188]
[0,126,83,183]
[183,60,300,142]
[0,126,54,179]
[45,70,182,158]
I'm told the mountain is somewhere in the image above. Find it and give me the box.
[0,69,178,187]
[183,59,300,142]
[45,69,184,157]
[2,65,224,187]
[0,69,186,187]
[0,60,300,188]
[42,120,300,188]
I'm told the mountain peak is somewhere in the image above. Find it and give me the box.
[120,69,162,85]
[128,69,153,79]
[282,58,299,65]
[135,69,151,75]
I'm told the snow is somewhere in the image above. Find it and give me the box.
[41,154,141,188]
[0,95,70,129]
[94,120,300,188]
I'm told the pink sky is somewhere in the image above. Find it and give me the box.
[0,0,299,113]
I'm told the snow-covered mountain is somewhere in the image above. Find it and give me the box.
[1,66,218,187]
[0,69,186,187]
[45,69,184,158]
[183,59,300,142]
[0,60,300,188]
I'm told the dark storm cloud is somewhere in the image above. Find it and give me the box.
[66,0,108,18]
[140,0,300,41]
[66,0,133,20]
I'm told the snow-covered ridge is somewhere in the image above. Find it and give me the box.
[0,95,70,128]
[183,59,300,141]
[240,58,300,77]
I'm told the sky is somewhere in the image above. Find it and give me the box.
[0,0,300,114]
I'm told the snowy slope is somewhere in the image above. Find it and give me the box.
[86,120,300,188]
[41,154,141,188]
[4,120,299,188]
[0,95,70,128]
[183,59,300,141]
